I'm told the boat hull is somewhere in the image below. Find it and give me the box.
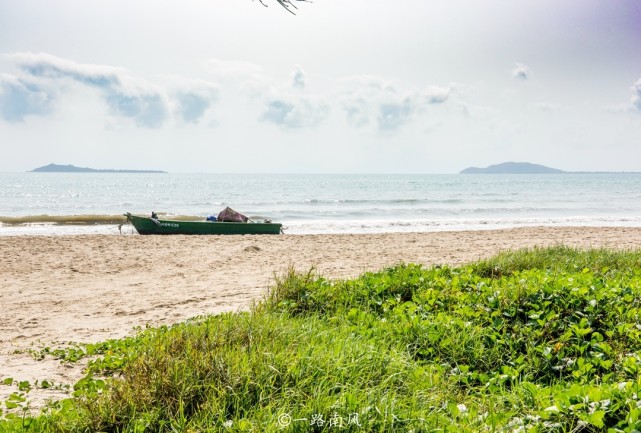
[125,213,282,235]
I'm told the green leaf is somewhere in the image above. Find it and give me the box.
[587,410,605,428]
[4,401,18,409]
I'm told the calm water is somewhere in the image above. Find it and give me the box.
[1,172,640,235]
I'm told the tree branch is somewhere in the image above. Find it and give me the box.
[256,0,310,15]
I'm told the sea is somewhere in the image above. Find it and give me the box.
[1,172,641,236]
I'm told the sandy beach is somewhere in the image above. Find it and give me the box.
[2,226,641,412]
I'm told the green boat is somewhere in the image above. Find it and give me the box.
[124,212,282,235]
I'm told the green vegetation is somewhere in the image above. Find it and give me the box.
[3,246,641,432]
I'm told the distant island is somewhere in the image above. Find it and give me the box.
[30,164,166,173]
[460,162,565,174]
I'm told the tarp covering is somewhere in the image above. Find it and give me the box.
[217,207,249,223]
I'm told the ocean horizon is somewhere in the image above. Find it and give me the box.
[1,172,641,236]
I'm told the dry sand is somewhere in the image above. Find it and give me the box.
[2,227,641,413]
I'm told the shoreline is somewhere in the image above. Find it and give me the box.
[2,226,641,413]
[2,220,641,237]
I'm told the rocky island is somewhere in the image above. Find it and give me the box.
[30,163,166,173]
[460,162,565,174]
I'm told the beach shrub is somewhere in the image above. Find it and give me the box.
[4,247,641,432]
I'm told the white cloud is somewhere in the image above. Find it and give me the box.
[205,58,267,94]
[168,78,220,124]
[291,64,307,89]
[104,92,168,128]
[377,97,415,130]
[261,95,330,128]
[337,75,393,127]
[11,53,170,127]
[1,54,332,130]
[258,65,330,129]
[422,85,451,104]
[10,52,124,87]
[512,63,531,81]
[632,78,641,112]
[1,52,460,133]
[1,53,222,127]
[337,76,450,131]
[0,73,55,122]
[605,78,641,114]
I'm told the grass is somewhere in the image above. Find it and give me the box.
[3,245,641,432]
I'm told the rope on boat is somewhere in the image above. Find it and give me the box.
[118,214,135,235]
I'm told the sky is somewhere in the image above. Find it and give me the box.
[1,0,640,174]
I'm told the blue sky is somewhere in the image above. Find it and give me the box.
[1,0,640,173]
